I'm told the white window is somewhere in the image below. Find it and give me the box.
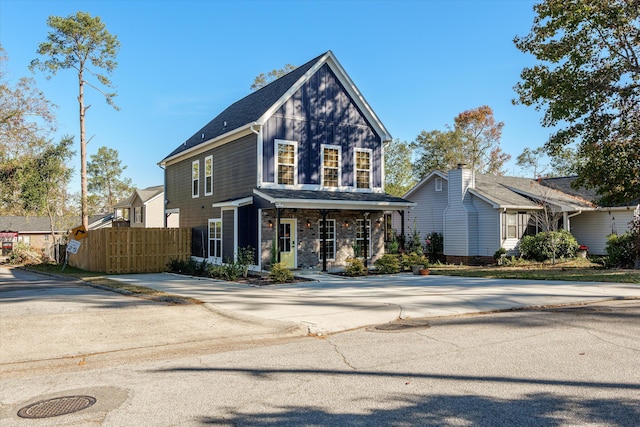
[354,149,372,189]
[355,219,372,258]
[507,212,517,239]
[134,207,143,223]
[208,219,222,261]
[435,177,443,192]
[276,140,297,185]
[321,145,341,188]
[192,160,200,198]
[204,155,213,196]
[318,219,336,260]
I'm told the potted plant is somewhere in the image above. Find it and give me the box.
[578,244,588,258]
[419,266,430,275]
[404,252,427,274]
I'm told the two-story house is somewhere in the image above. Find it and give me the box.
[160,51,413,270]
[112,185,166,228]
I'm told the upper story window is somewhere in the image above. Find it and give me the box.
[354,148,371,189]
[192,160,199,198]
[276,140,297,185]
[321,145,341,188]
[204,155,213,196]
[435,177,443,192]
[134,207,143,223]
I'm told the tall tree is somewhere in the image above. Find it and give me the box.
[0,45,58,213]
[30,11,120,228]
[412,106,510,179]
[411,128,462,179]
[87,146,133,213]
[454,105,510,175]
[250,64,296,91]
[384,138,415,196]
[514,0,640,206]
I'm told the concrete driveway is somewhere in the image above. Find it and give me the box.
[108,271,640,335]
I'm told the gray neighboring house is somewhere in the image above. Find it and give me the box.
[395,165,639,263]
[112,185,166,228]
[0,216,66,260]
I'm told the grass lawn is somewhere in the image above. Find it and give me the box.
[23,263,202,304]
[429,258,640,284]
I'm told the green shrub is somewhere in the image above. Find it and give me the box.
[605,233,637,268]
[425,232,443,255]
[167,257,203,275]
[206,263,226,279]
[374,254,400,274]
[269,262,294,283]
[344,257,368,276]
[401,252,427,271]
[518,230,578,261]
[236,245,255,278]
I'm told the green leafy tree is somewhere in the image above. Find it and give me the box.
[87,146,133,213]
[250,64,296,91]
[30,11,120,229]
[516,145,579,178]
[412,106,510,179]
[384,138,415,196]
[514,0,640,205]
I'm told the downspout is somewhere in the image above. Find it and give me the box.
[250,122,262,189]
[566,210,582,233]
[159,162,167,228]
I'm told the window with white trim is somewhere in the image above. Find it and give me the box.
[355,219,372,258]
[506,212,517,238]
[208,219,222,261]
[354,149,371,189]
[134,207,143,223]
[204,155,213,196]
[318,219,336,260]
[321,145,341,188]
[192,160,199,198]
[435,177,443,192]
[276,140,296,185]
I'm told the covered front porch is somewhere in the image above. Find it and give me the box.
[254,189,415,271]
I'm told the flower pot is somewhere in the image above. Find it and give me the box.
[412,265,424,275]
[578,250,587,258]
[419,268,430,275]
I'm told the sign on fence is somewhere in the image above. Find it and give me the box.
[67,239,82,254]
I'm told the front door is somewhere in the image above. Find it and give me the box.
[279,219,296,269]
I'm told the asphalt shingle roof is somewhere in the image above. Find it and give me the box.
[162,52,327,161]
[0,216,65,233]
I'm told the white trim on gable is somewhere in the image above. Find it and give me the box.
[403,170,448,198]
[255,51,392,143]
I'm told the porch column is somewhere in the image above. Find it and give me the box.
[398,210,406,252]
[275,205,282,263]
[363,212,370,267]
[320,209,329,272]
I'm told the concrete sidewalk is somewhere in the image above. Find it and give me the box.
[108,271,640,335]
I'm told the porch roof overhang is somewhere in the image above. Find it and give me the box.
[253,188,415,211]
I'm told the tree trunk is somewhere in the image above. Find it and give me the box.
[79,71,88,230]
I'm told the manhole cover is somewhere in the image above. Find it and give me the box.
[17,395,96,419]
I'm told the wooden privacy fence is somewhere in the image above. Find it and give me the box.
[69,228,191,274]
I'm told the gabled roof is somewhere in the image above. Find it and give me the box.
[161,50,391,165]
[0,216,65,233]
[113,185,164,208]
[134,185,164,204]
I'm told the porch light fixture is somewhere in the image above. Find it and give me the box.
[268,220,273,228]
[375,219,381,227]
[343,220,349,228]
[306,219,311,228]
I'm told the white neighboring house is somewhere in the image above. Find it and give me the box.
[113,185,167,228]
[395,165,639,263]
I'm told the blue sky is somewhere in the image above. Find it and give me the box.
[1,0,546,192]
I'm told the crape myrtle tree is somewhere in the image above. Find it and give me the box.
[30,11,120,229]
[514,0,640,206]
